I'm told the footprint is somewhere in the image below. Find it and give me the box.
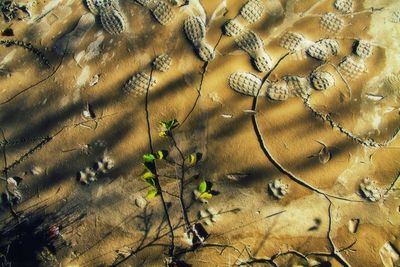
[54,13,96,55]
[184,16,215,62]
[199,207,220,226]
[222,0,264,37]
[135,0,175,25]
[123,72,157,96]
[235,30,273,72]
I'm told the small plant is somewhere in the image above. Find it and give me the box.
[159,119,179,137]
[139,118,216,256]
[197,180,213,200]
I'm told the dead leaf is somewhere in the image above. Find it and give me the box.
[82,103,96,119]
[366,93,384,101]
[315,141,331,164]
[319,146,331,164]
[225,173,249,181]
[221,114,233,118]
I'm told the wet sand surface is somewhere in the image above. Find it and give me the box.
[0,0,399,266]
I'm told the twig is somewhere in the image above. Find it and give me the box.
[169,133,191,230]
[302,95,400,148]
[179,33,223,128]
[0,39,50,67]
[0,45,66,105]
[143,67,176,258]
[3,126,66,173]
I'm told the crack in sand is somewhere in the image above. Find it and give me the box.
[302,94,400,148]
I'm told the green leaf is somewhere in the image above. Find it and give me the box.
[143,153,156,162]
[146,188,158,199]
[199,180,207,193]
[199,192,213,200]
[166,119,178,130]
[160,119,179,131]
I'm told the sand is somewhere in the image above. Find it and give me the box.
[0,0,399,266]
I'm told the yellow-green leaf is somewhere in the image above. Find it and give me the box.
[155,150,167,160]
[187,153,197,166]
[199,192,213,200]
[147,188,158,199]
[142,171,155,180]
[143,162,156,174]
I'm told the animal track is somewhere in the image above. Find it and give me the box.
[268,179,289,200]
[77,155,114,184]
[199,207,220,226]
[359,177,381,202]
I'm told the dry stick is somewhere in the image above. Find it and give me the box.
[0,47,66,106]
[324,195,351,267]
[252,54,361,203]
[4,136,51,173]
[2,125,64,174]
[328,62,353,99]
[302,94,400,148]
[179,33,223,128]
[239,246,313,267]
[238,246,277,267]
[0,40,50,67]
[143,67,176,258]
[89,208,243,266]
[0,135,51,147]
